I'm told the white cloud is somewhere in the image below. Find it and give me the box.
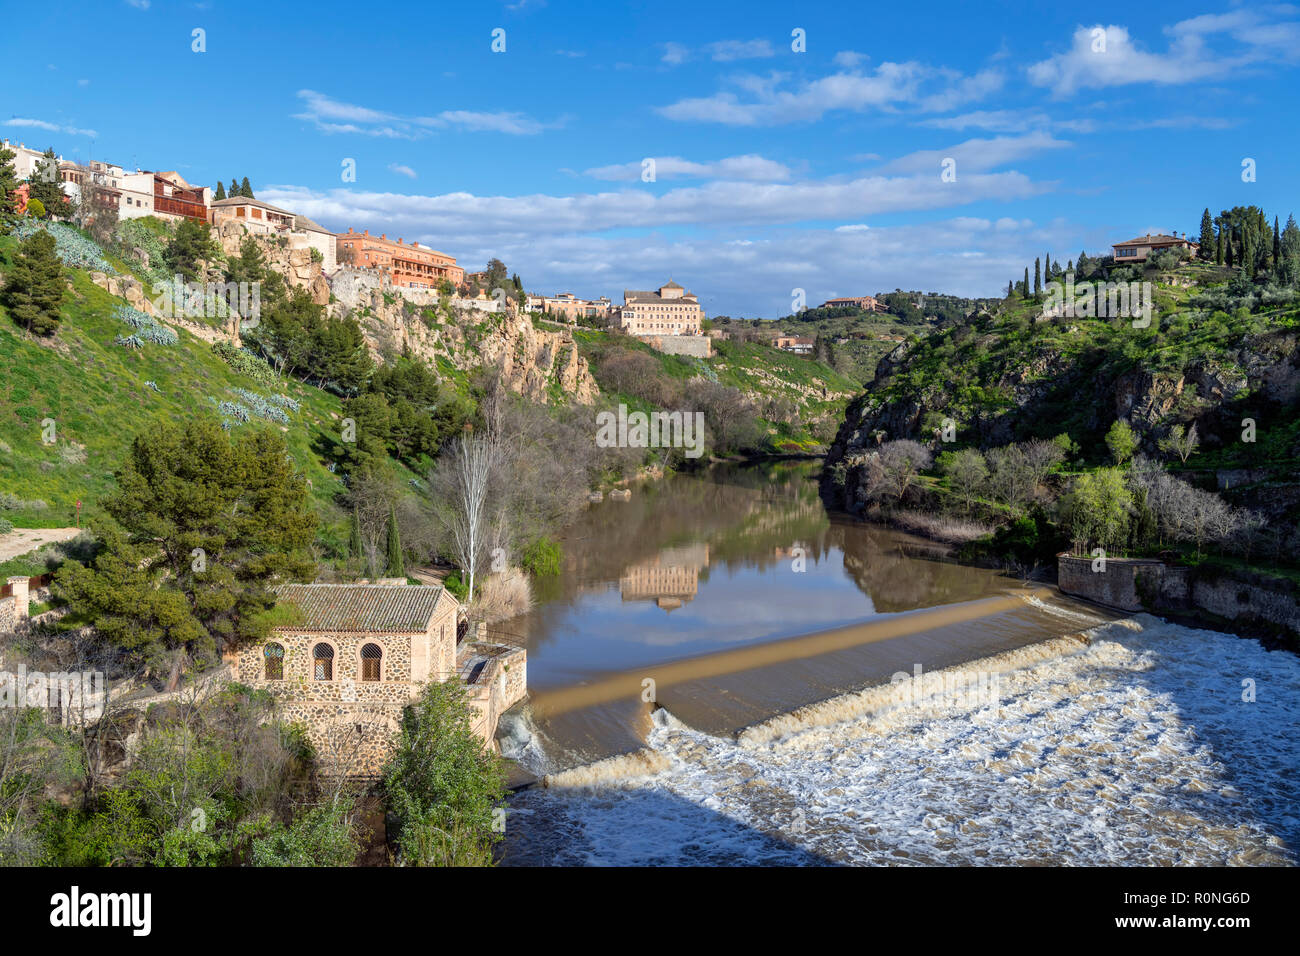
[293,89,554,138]
[1028,12,1300,96]
[124,0,150,8]
[662,42,689,65]
[583,154,793,182]
[4,117,98,137]
[388,163,417,179]
[875,132,1070,175]
[920,109,1096,133]
[834,51,867,69]
[657,61,1003,125]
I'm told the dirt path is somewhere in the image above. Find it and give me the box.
[0,527,81,564]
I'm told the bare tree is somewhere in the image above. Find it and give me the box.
[878,440,933,501]
[429,428,502,601]
[346,467,398,578]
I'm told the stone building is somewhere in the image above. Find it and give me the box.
[211,196,338,271]
[227,583,525,776]
[230,582,527,780]
[621,280,704,336]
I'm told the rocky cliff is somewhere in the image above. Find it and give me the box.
[327,267,599,405]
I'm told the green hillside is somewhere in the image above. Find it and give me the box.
[0,233,356,531]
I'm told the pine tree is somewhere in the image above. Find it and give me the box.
[2,229,65,335]
[4,230,66,335]
[1198,208,1214,258]
[384,505,404,577]
[229,179,239,198]
[240,176,254,199]
[215,181,226,200]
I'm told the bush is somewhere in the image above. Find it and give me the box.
[0,517,13,535]
[25,198,45,218]
[521,536,563,576]
[444,570,470,601]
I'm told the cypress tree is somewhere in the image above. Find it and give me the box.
[240,176,254,199]
[384,505,404,577]
[229,179,239,198]
[1033,258,1041,294]
[348,507,361,561]
[1198,208,1214,258]
[214,181,226,201]
[1273,215,1281,271]
[1023,267,1029,296]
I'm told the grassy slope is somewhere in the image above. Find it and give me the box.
[0,234,352,531]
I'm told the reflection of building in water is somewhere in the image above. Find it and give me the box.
[619,544,710,612]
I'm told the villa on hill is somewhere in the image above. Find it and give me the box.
[211,196,338,271]
[226,583,526,776]
[1112,232,1200,262]
[818,294,884,312]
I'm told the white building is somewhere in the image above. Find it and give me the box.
[621,280,704,336]
[210,196,337,272]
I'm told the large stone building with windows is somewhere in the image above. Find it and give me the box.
[620,280,704,336]
[228,583,526,776]
[336,228,464,289]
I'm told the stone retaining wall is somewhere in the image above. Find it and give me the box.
[1058,552,1299,636]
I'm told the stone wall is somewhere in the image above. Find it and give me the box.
[0,596,16,637]
[1058,552,1299,637]
[640,334,712,358]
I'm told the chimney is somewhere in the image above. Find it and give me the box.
[7,576,29,620]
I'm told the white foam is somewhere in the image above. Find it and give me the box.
[505,616,1300,866]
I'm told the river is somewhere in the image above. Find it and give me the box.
[493,461,1300,866]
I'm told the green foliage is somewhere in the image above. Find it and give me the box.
[382,679,506,867]
[3,228,64,335]
[1058,467,1133,554]
[248,806,359,866]
[25,198,46,218]
[443,570,469,602]
[1104,419,1138,465]
[385,504,404,576]
[521,535,563,576]
[163,218,220,283]
[54,419,317,667]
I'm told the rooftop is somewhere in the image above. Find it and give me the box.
[275,583,447,633]
[1114,234,1199,246]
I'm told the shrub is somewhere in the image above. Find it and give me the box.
[25,198,46,218]
[12,219,114,272]
[521,536,563,576]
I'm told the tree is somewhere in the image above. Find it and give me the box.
[164,217,220,282]
[54,420,317,671]
[1157,423,1199,464]
[228,179,239,199]
[1059,468,1132,554]
[985,443,1035,513]
[938,447,988,512]
[24,198,45,218]
[214,181,226,201]
[1023,266,1029,296]
[1281,214,1300,286]
[1198,208,1215,258]
[2,228,64,335]
[877,439,932,501]
[28,148,67,216]
[385,504,404,577]
[1033,257,1041,294]
[429,429,502,601]
[0,143,19,232]
[1105,419,1138,465]
[239,176,254,199]
[348,508,362,563]
[381,679,506,867]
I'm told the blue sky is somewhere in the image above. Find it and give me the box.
[5,0,1300,316]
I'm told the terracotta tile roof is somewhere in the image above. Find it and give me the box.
[275,583,446,632]
[1114,234,1196,246]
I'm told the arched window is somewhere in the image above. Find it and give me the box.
[264,642,285,680]
[313,643,334,681]
[361,643,382,682]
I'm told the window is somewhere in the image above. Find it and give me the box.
[361,643,383,681]
[313,643,334,681]
[264,642,285,680]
